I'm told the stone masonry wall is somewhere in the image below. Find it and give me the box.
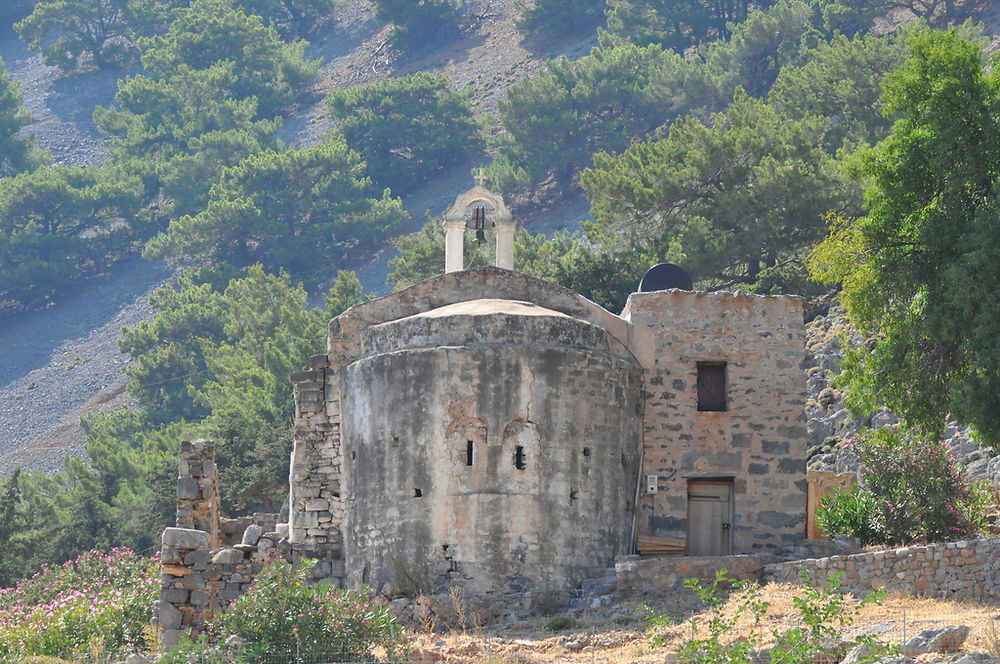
[158,439,345,648]
[764,537,1000,600]
[157,527,260,647]
[175,440,221,548]
[288,353,344,555]
[615,554,773,593]
[623,290,807,553]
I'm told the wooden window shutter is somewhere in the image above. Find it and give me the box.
[697,362,727,412]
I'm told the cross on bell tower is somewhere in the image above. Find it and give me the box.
[474,168,488,188]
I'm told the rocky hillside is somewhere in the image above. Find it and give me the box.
[0,0,596,474]
[804,308,1000,482]
[5,0,1000,477]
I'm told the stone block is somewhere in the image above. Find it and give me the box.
[212,548,245,564]
[159,546,182,564]
[189,590,210,605]
[181,573,206,590]
[161,588,189,604]
[184,549,213,565]
[903,625,970,657]
[163,527,209,550]
[242,524,262,546]
[161,565,190,577]
[157,600,182,630]
[160,629,183,650]
[305,498,329,511]
[761,440,790,455]
[177,477,199,499]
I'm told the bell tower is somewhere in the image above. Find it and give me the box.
[443,170,515,273]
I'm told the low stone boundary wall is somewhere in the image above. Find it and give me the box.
[615,554,775,592]
[763,537,1000,600]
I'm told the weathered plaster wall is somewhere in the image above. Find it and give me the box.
[327,269,630,365]
[340,301,643,593]
[623,290,807,553]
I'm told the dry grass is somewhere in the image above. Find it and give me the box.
[412,583,1000,663]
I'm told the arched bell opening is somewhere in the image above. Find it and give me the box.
[443,173,515,273]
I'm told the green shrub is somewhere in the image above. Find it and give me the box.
[215,558,405,662]
[372,0,462,39]
[388,554,432,599]
[0,548,158,663]
[326,72,481,194]
[668,569,892,664]
[852,428,989,544]
[513,0,603,36]
[815,487,878,545]
[544,615,577,632]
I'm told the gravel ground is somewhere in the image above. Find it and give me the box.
[0,258,172,475]
[0,13,148,474]
[0,18,119,167]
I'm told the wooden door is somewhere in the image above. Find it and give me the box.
[687,480,732,556]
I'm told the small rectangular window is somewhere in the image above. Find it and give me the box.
[514,445,526,470]
[697,362,727,412]
[466,440,474,467]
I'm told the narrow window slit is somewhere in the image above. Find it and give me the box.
[583,447,591,459]
[466,440,474,466]
[514,445,526,470]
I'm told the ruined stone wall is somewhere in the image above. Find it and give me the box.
[288,353,344,557]
[159,440,344,647]
[623,290,807,553]
[764,537,1000,600]
[175,440,221,548]
[158,527,259,647]
[340,301,643,594]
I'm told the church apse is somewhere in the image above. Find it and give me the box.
[339,298,643,593]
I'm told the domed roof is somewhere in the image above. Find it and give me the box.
[638,263,693,292]
[359,298,623,358]
[410,298,572,319]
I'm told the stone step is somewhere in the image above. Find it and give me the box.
[580,574,617,595]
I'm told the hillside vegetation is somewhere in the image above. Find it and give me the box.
[1,0,1000,592]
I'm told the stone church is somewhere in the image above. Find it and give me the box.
[284,180,807,594]
[157,179,808,643]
